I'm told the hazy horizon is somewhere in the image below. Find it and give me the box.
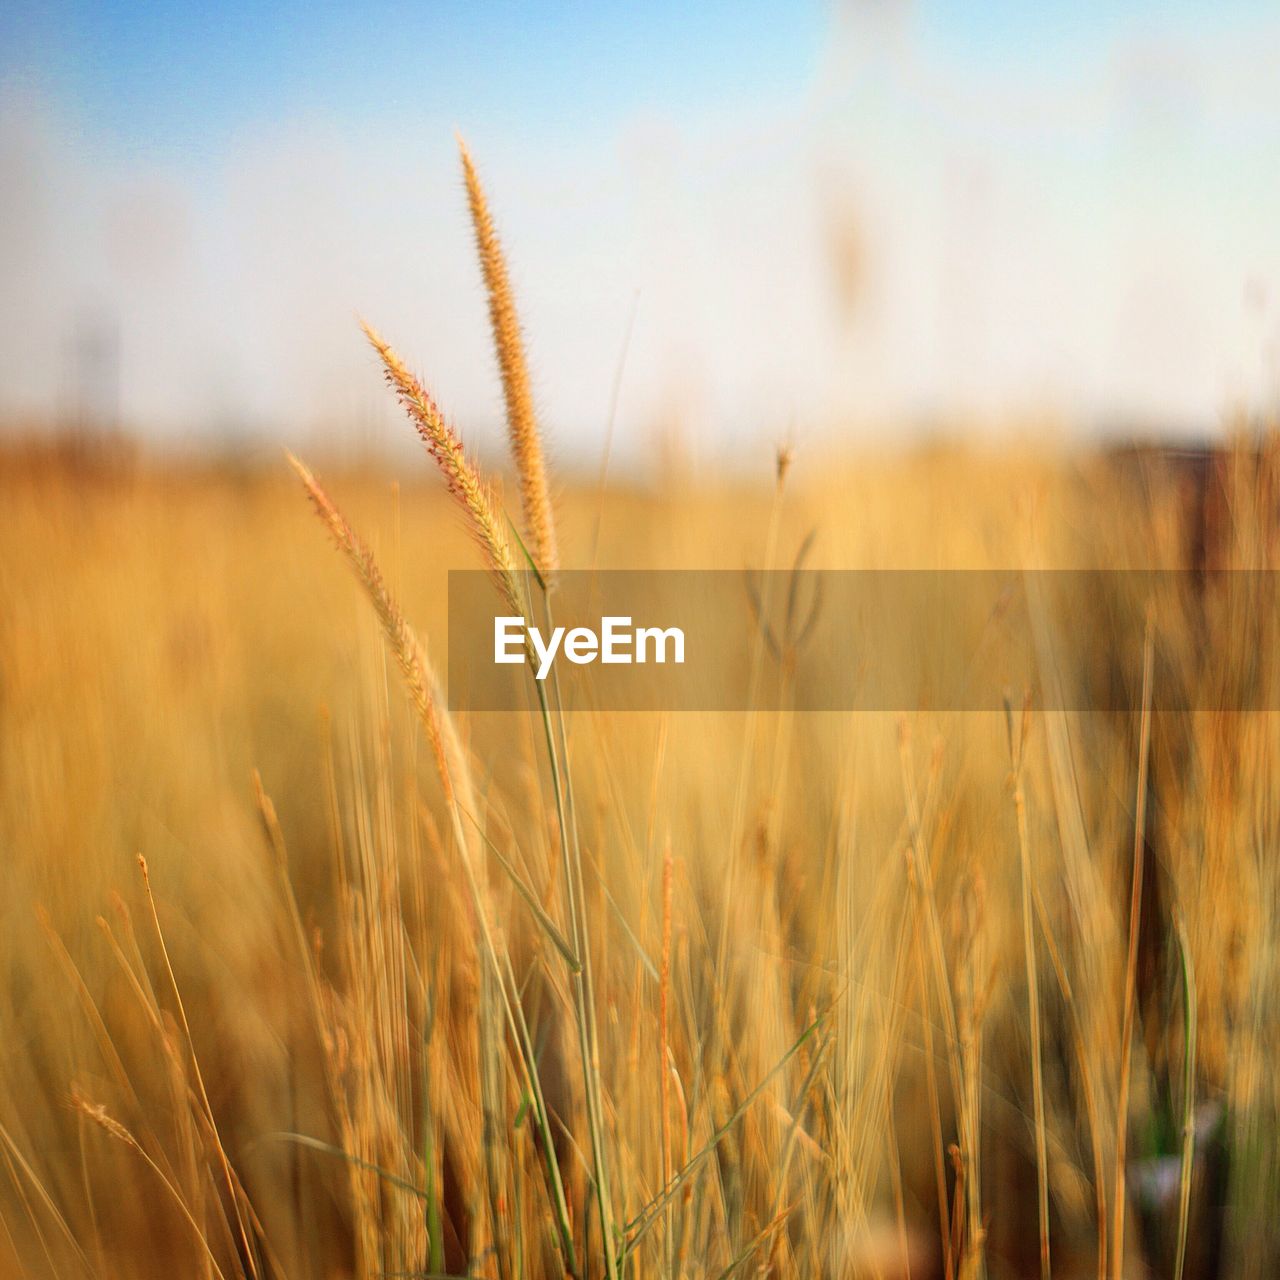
[3,0,1279,469]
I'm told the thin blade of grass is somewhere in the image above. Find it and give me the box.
[1172,903,1197,1280]
[459,804,581,972]
[624,1006,830,1250]
[269,1133,429,1203]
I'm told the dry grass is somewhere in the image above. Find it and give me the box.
[2,149,1279,1280]
[458,135,559,578]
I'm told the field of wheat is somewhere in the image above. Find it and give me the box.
[3,149,1279,1280]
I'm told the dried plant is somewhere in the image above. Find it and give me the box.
[8,145,1280,1280]
[361,320,522,611]
[286,450,471,812]
[459,137,559,577]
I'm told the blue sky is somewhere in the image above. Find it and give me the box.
[2,2,1279,461]
[9,1,1260,153]
[4,2,826,156]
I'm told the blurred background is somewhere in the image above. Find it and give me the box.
[2,0,1279,473]
[6,6,1280,1278]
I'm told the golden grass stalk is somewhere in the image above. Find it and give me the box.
[137,854,261,1279]
[1112,615,1156,1280]
[287,453,583,1275]
[1171,904,1198,1280]
[360,322,522,612]
[659,835,674,1273]
[0,1113,94,1276]
[286,451,471,813]
[458,137,559,577]
[1014,784,1051,1280]
[71,1089,231,1280]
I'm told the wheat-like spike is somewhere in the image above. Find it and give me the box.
[287,452,472,813]
[360,322,523,611]
[70,1088,133,1145]
[71,1089,233,1280]
[458,137,559,576]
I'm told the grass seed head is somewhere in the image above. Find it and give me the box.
[458,136,559,577]
[360,321,522,612]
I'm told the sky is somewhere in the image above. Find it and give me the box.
[2,1,1279,466]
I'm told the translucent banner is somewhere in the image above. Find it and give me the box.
[447,570,1277,711]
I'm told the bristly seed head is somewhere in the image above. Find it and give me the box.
[286,450,470,811]
[458,136,559,578]
[359,321,522,614]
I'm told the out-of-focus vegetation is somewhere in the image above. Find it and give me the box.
[3,427,1279,1278]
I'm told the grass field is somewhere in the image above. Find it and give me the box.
[3,430,1278,1280]
[2,156,1279,1280]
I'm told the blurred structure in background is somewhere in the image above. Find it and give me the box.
[65,309,119,441]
